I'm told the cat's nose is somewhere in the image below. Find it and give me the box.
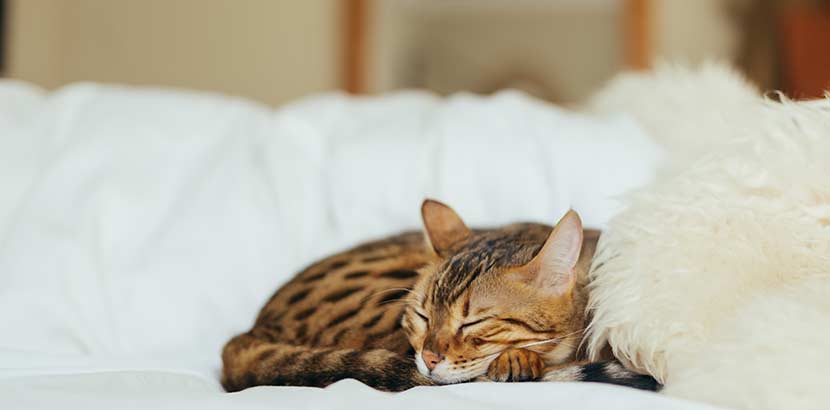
[422,350,443,370]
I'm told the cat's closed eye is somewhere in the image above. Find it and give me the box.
[458,317,489,331]
[414,311,429,323]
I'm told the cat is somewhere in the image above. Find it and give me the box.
[221,199,659,392]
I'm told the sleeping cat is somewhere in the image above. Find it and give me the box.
[222,200,658,392]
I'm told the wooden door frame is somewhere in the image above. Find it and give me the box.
[624,0,652,70]
[343,0,368,94]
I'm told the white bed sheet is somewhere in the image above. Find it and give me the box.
[0,80,711,409]
[2,373,719,410]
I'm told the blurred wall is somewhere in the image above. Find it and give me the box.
[3,0,742,106]
[366,0,740,103]
[368,1,623,103]
[4,0,342,106]
[653,0,739,63]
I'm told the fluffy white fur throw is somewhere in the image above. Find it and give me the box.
[585,64,830,410]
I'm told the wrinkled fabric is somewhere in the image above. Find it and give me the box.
[0,81,675,409]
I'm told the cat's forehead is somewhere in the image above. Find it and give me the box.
[427,224,549,306]
[443,224,549,271]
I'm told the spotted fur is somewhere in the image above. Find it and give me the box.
[221,200,660,392]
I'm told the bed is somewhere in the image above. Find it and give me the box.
[0,79,720,409]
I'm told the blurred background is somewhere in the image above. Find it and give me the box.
[0,0,828,106]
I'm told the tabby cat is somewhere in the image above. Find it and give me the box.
[222,200,658,392]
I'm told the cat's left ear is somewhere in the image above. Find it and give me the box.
[421,199,471,257]
[510,210,583,297]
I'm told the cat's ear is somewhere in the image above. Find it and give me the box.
[421,199,471,256]
[511,210,583,297]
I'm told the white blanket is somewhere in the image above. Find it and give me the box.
[586,64,830,410]
[0,80,704,409]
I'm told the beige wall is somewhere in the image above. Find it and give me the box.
[3,0,740,106]
[366,0,740,102]
[5,0,342,106]
[652,0,740,64]
[367,1,623,103]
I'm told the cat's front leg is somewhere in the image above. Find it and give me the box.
[485,348,544,382]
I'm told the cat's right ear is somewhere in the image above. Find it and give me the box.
[508,210,583,298]
[421,199,470,257]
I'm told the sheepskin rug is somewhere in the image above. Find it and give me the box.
[584,64,830,410]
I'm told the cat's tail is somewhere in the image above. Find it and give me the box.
[221,331,432,392]
[542,360,661,391]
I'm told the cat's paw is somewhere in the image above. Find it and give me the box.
[486,348,544,382]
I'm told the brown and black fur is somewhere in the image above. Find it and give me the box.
[222,201,660,392]
[222,232,434,392]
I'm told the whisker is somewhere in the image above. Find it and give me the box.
[518,338,561,349]
[371,287,421,298]
[553,328,586,340]
[465,350,505,363]
[376,299,412,307]
[447,333,586,381]
[360,287,422,305]
[517,328,585,349]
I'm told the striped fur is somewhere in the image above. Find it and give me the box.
[544,361,661,391]
[221,200,660,392]
[222,232,432,392]
[222,332,431,392]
